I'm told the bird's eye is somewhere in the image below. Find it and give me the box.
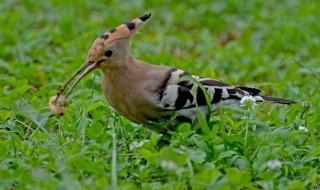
[104,50,113,57]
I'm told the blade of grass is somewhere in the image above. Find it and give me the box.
[196,103,214,139]
[111,114,119,189]
[28,115,49,139]
[294,58,320,80]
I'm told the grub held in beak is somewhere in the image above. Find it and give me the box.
[49,60,100,116]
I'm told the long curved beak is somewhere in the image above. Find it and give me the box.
[57,60,100,99]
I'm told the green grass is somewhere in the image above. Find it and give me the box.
[1,0,320,189]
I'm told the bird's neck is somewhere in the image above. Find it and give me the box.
[101,54,135,78]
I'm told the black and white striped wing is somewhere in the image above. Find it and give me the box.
[156,69,263,111]
[154,69,294,124]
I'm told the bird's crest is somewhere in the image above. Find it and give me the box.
[87,13,151,61]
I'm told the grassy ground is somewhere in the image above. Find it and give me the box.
[1,0,320,189]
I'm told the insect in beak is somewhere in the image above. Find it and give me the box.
[49,60,100,116]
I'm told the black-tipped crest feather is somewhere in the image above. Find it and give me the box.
[140,13,152,21]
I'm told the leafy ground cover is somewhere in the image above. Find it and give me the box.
[0,0,319,189]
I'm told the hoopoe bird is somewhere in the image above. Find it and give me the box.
[50,13,295,133]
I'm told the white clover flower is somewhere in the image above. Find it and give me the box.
[66,137,74,143]
[240,95,257,108]
[161,160,178,171]
[130,140,149,149]
[267,159,282,170]
[298,126,308,133]
[301,102,311,110]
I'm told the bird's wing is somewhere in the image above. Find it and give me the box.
[155,69,263,111]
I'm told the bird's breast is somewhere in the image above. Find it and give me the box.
[101,72,165,125]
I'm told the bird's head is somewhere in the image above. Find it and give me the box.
[87,13,151,68]
[56,13,151,98]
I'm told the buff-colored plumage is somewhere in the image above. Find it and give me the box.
[101,59,175,132]
[50,13,295,133]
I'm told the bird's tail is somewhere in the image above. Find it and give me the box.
[260,95,296,104]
